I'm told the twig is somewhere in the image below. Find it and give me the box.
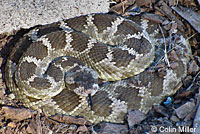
[151,45,177,69]
[186,32,197,41]
[185,71,200,91]
[158,24,170,67]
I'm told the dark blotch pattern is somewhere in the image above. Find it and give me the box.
[115,21,142,36]
[19,62,37,81]
[46,31,67,50]
[65,15,87,32]
[30,77,51,90]
[125,37,152,54]
[46,64,63,82]
[70,32,89,52]
[53,88,80,112]
[115,86,142,110]
[111,48,135,67]
[92,91,112,117]
[9,36,32,64]
[37,22,61,37]
[93,14,117,33]
[132,71,164,96]
[61,60,72,68]
[24,41,48,60]
[88,43,109,63]
[59,57,84,68]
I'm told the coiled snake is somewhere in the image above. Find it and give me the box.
[5,13,191,123]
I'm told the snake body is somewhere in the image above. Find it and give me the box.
[5,13,191,123]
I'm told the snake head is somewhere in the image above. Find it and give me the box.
[64,66,99,97]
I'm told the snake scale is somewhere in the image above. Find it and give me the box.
[5,13,191,123]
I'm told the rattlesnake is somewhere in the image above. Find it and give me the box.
[5,13,191,123]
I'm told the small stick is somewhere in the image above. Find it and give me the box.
[158,24,170,67]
